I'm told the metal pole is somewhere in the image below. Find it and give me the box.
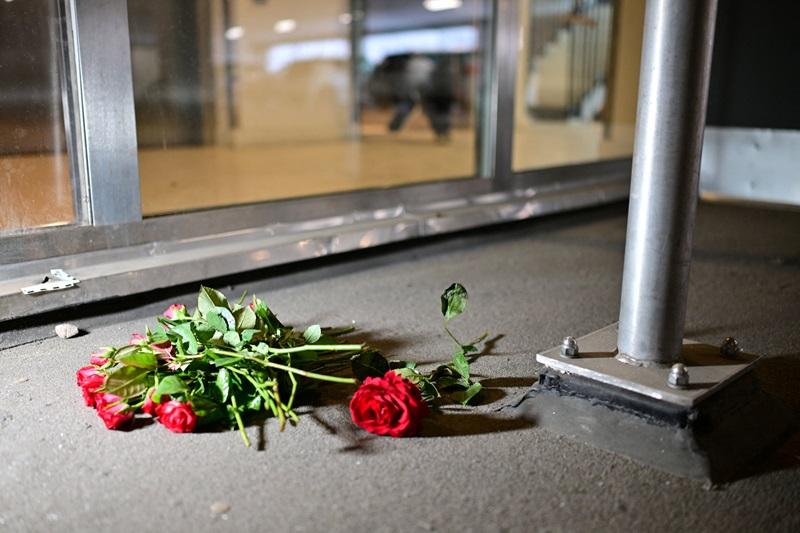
[617,0,718,366]
[349,0,365,133]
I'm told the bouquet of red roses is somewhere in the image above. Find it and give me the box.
[76,284,485,446]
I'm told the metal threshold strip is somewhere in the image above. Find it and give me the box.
[0,170,629,322]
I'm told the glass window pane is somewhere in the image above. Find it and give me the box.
[513,0,642,171]
[128,0,489,216]
[0,0,73,232]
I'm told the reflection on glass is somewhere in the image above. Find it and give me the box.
[0,0,73,232]
[513,0,641,170]
[128,0,488,216]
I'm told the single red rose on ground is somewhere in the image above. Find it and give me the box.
[76,365,106,407]
[129,333,146,345]
[349,371,428,438]
[142,389,169,417]
[163,304,186,320]
[156,400,197,433]
[94,393,134,430]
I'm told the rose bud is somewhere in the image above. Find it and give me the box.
[76,365,106,407]
[89,349,111,366]
[94,393,134,430]
[349,371,428,438]
[156,400,197,433]
[129,333,146,345]
[150,340,174,362]
[163,304,187,320]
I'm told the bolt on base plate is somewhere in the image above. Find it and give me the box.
[536,323,758,407]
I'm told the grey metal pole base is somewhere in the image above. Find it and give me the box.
[521,324,793,482]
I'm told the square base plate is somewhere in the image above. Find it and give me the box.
[536,323,759,407]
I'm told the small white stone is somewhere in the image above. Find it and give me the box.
[210,501,231,514]
[54,323,79,339]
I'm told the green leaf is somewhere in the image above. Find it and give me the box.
[417,380,440,402]
[206,311,228,333]
[105,366,149,399]
[234,306,257,332]
[216,307,236,330]
[112,344,140,360]
[194,321,217,343]
[452,348,470,381]
[393,369,439,402]
[303,324,322,344]
[216,368,231,403]
[246,394,262,411]
[253,298,285,332]
[240,329,259,343]
[153,375,187,402]
[210,356,241,367]
[189,396,224,425]
[172,323,199,354]
[149,331,169,344]
[197,286,230,317]
[393,367,421,382]
[441,283,468,321]
[452,382,482,405]
[351,350,390,381]
[223,331,241,347]
[118,351,158,370]
[431,365,462,389]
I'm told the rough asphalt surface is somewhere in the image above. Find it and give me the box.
[1,202,799,533]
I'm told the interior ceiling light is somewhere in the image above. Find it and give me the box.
[274,19,297,34]
[423,0,463,12]
[224,26,245,40]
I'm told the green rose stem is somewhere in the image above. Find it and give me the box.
[262,344,363,355]
[251,359,358,385]
[211,349,359,385]
[225,367,292,421]
[286,371,299,412]
[272,382,286,431]
[229,395,250,448]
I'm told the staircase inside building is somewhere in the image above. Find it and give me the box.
[524,0,614,121]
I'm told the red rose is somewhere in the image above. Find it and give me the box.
[156,400,197,433]
[142,389,169,417]
[349,371,428,438]
[163,304,186,320]
[76,365,106,407]
[94,393,133,430]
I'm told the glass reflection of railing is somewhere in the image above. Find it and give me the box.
[525,0,614,120]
